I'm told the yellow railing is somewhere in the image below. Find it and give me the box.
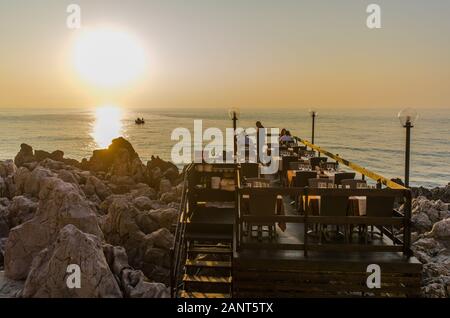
[295,137,406,190]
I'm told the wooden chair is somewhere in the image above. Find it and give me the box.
[365,196,396,241]
[245,178,271,188]
[334,172,356,186]
[319,194,350,243]
[308,178,334,188]
[281,156,298,185]
[294,171,317,213]
[341,179,367,189]
[320,161,339,171]
[240,163,259,179]
[247,192,278,241]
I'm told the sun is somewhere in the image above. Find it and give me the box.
[72,27,146,88]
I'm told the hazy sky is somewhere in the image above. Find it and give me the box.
[0,0,449,109]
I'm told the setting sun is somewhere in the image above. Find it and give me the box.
[72,27,146,88]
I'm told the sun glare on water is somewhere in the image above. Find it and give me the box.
[91,105,124,148]
[73,27,146,87]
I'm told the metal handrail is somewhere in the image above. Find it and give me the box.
[294,137,407,190]
[170,163,194,298]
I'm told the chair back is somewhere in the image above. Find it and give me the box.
[282,156,298,172]
[341,179,367,189]
[366,196,395,218]
[308,178,334,188]
[320,161,339,171]
[320,194,349,217]
[248,192,278,217]
[246,178,271,188]
[294,171,318,187]
[240,163,259,179]
[310,157,328,169]
[334,172,356,185]
[299,150,315,158]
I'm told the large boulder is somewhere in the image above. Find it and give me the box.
[427,218,450,240]
[14,144,35,167]
[22,224,122,298]
[7,195,38,228]
[103,244,169,298]
[4,177,103,280]
[85,137,139,173]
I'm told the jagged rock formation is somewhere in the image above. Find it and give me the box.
[0,137,181,298]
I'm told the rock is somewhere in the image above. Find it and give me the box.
[34,150,51,162]
[57,170,79,185]
[427,218,450,240]
[120,268,169,298]
[50,150,64,162]
[135,212,160,234]
[412,212,432,232]
[22,224,122,298]
[130,183,157,200]
[85,137,139,173]
[0,160,16,178]
[149,207,178,230]
[23,167,54,197]
[160,191,179,204]
[159,179,172,195]
[146,228,173,250]
[7,196,38,228]
[4,177,103,280]
[430,185,450,203]
[0,237,7,265]
[0,211,8,238]
[14,144,35,167]
[86,176,111,200]
[133,196,153,211]
[0,271,24,298]
[12,167,31,196]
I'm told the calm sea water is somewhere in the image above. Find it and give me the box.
[0,107,449,188]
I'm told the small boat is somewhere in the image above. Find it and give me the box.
[135,118,145,125]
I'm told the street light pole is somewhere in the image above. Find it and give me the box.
[398,108,418,188]
[311,112,316,145]
[404,121,412,188]
[232,112,237,159]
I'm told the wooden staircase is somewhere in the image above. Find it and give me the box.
[179,243,233,298]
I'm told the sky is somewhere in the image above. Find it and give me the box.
[0,0,449,110]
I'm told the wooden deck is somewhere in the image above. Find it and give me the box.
[233,196,422,298]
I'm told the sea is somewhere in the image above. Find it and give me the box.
[0,107,449,188]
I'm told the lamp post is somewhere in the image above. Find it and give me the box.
[309,110,317,145]
[228,108,240,160]
[398,108,418,188]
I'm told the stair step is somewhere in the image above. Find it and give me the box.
[185,232,233,242]
[188,247,232,255]
[183,274,232,284]
[179,290,230,298]
[185,259,231,269]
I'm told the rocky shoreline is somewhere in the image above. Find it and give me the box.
[0,137,183,297]
[0,139,449,298]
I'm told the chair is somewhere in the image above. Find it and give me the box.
[294,171,318,213]
[319,194,350,242]
[300,150,315,158]
[292,145,307,154]
[334,172,356,186]
[320,161,339,171]
[289,161,310,171]
[341,179,367,189]
[247,191,278,241]
[245,178,271,188]
[308,178,334,188]
[310,157,328,170]
[281,156,298,185]
[240,163,259,179]
[365,196,396,241]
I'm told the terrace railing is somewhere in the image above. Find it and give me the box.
[236,186,413,257]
